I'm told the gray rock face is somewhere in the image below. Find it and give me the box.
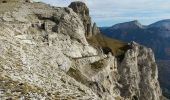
[67,54,120,100]
[92,22,100,36]
[0,2,98,99]
[67,41,163,100]
[69,2,100,38]
[0,1,163,100]
[118,42,162,100]
[69,2,91,37]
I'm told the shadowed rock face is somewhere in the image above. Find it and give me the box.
[0,1,163,100]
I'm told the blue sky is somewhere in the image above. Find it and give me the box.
[34,0,170,27]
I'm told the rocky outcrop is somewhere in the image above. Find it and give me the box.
[67,54,120,100]
[67,41,163,100]
[0,1,98,99]
[92,22,100,36]
[0,1,163,100]
[69,1,91,37]
[118,42,162,100]
[69,2,100,38]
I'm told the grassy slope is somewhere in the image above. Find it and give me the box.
[87,33,129,58]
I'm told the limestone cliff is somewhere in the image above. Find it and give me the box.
[69,1,100,38]
[0,1,164,100]
[118,42,162,100]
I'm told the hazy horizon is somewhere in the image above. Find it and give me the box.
[34,0,170,27]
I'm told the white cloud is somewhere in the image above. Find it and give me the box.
[33,0,170,26]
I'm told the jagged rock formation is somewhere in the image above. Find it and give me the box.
[118,42,162,100]
[0,1,164,100]
[0,1,98,99]
[69,1,100,38]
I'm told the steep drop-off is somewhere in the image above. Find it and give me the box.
[0,1,163,100]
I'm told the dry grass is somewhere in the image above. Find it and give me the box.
[115,96,123,100]
[0,75,77,99]
[87,34,129,57]
[0,76,45,99]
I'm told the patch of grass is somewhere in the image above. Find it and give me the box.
[115,96,123,100]
[67,67,89,85]
[0,76,44,95]
[87,34,130,59]
[0,75,75,99]
[91,59,105,69]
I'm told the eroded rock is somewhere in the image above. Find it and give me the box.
[118,42,162,100]
[69,2,104,38]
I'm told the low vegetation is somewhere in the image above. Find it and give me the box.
[87,33,130,60]
[0,75,77,99]
[0,75,44,99]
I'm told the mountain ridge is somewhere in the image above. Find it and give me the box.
[100,19,170,59]
[148,19,170,29]
[110,20,144,29]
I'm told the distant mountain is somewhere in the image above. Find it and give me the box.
[148,19,170,29]
[111,20,144,29]
[100,19,170,60]
[147,19,170,38]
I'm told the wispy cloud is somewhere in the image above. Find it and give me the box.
[34,0,170,26]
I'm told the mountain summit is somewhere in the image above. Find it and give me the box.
[111,20,144,29]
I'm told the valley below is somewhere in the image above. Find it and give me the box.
[157,60,170,99]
